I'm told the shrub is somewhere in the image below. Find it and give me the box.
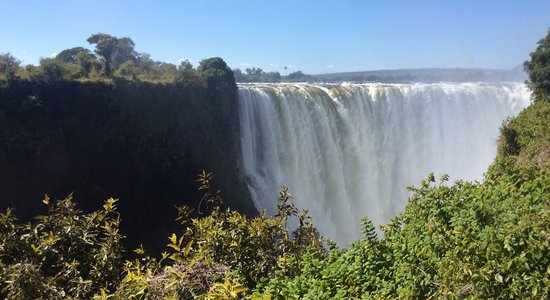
[0,195,124,299]
[103,171,323,299]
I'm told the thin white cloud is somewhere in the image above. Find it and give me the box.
[240,63,252,67]
[325,64,335,69]
[22,50,28,54]
[51,52,58,57]
[285,64,296,69]
[269,62,279,67]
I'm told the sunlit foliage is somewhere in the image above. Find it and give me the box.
[0,196,123,299]
[524,27,550,101]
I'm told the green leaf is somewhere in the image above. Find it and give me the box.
[183,240,193,256]
[167,243,180,251]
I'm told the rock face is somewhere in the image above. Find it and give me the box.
[0,79,254,251]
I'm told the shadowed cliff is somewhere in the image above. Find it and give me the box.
[0,77,255,252]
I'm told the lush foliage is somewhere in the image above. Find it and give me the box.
[87,33,137,76]
[253,162,549,299]
[524,27,550,101]
[0,33,223,85]
[1,33,315,85]
[0,196,123,299]
[498,100,550,167]
[2,157,547,299]
[0,172,322,299]
[0,53,22,81]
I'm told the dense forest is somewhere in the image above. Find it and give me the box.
[0,29,549,299]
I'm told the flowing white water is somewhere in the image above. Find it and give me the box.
[238,82,530,245]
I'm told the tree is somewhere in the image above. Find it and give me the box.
[157,62,178,82]
[134,52,155,74]
[262,71,281,83]
[233,68,245,82]
[111,37,136,68]
[33,58,67,82]
[114,60,138,80]
[87,33,136,76]
[286,70,309,81]
[55,47,94,64]
[76,51,100,78]
[245,67,263,76]
[244,67,264,82]
[197,57,236,89]
[524,27,550,101]
[0,53,21,80]
[175,59,201,85]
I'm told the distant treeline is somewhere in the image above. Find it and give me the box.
[313,67,528,83]
[233,67,311,83]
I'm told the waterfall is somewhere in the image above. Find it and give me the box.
[238,82,530,245]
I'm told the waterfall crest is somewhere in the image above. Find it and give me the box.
[238,82,530,244]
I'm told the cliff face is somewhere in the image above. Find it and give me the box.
[0,79,255,251]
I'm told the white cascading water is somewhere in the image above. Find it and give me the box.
[238,82,530,245]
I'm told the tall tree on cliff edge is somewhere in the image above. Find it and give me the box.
[87,33,136,77]
[197,57,236,90]
[524,27,550,101]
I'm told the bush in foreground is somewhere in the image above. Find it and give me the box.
[0,171,323,299]
[0,196,123,299]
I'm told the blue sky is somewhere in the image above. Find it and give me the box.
[1,0,549,74]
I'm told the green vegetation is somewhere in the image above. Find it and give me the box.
[0,196,123,299]
[233,67,311,83]
[0,53,22,81]
[0,33,211,84]
[1,173,322,299]
[86,34,137,77]
[1,33,315,84]
[524,28,550,101]
[499,27,550,168]
[1,30,549,299]
[233,68,282,83]
[253,163,549,299]
[1,152,547,299]
[498,100,550,167]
